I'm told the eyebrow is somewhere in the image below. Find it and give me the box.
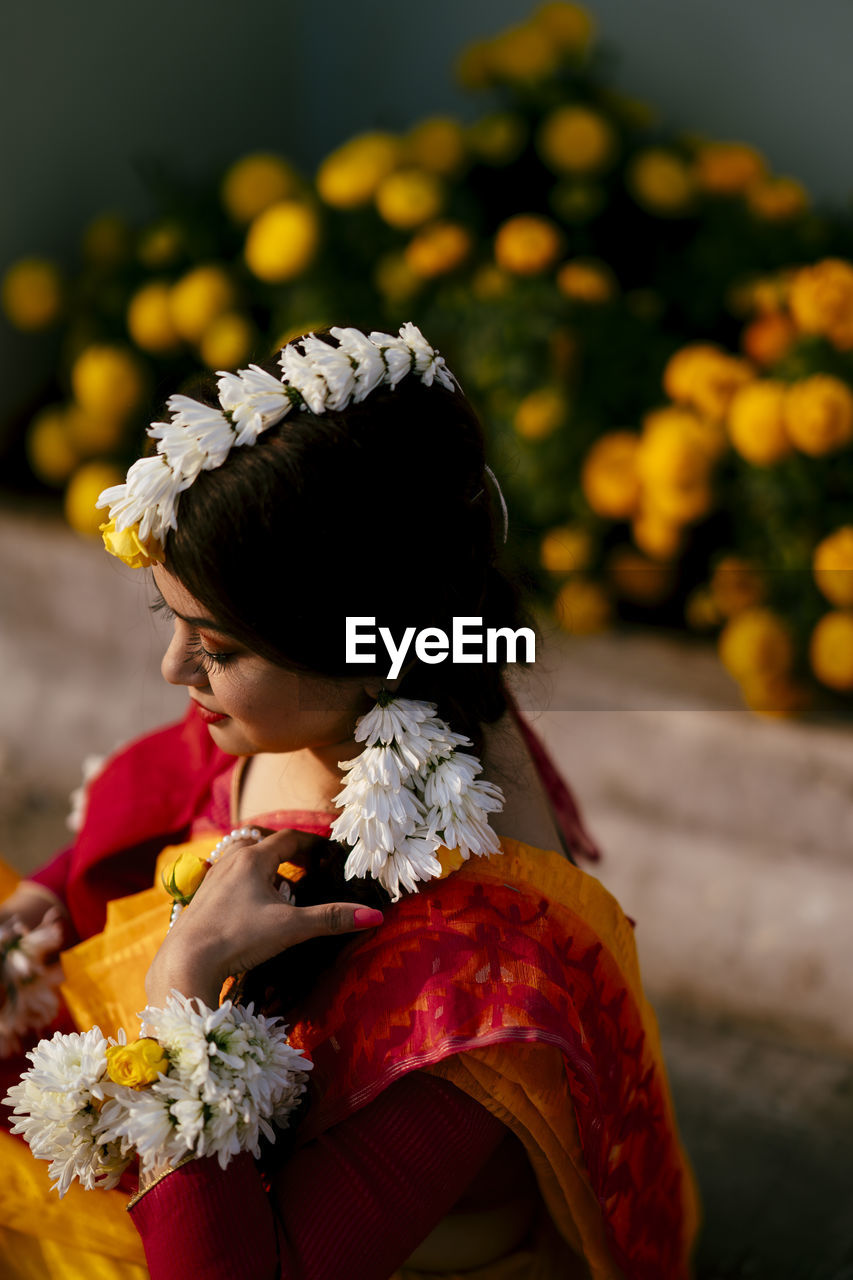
[151,583,241,640]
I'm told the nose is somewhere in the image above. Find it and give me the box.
[161,623,210,688]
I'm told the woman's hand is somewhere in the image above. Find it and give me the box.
[144,829,384,1009]
[0,881,67,935]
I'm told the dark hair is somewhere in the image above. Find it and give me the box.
[164,330,536,758]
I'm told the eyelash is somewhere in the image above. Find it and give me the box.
[149,598,234,676]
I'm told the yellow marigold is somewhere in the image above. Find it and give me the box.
[66,405,125,457]
[631,506,683,561]
[606,546,674,605]
[405,221,472,278]
[784,375,853,456]
[741,311,797,368]
[531,2,595,51]
[71,345,146,423]
[693,142,766,195]
[316,132,402,209]
[127,280,181,354]
[100,517,164,569]
[471,264,511,301]
[809,610,853,691]
[405,117,466,176]
[466,113,527,166]
[726,380,793,466]
[556,257,616,303]
[813,526,853,608]
[662,344,754,420]
[746,176,809,221]
[788,258,853,347]
[170,265,235,344]
[684,585,724,631]
[138,220,184,269]
[740,671,812,718]
[540,524,593,573]
[374,252,421,303]
[244,202,319,284]
[106,1039,170,1090]
[200,312,254,370]
[26,406,79,487]
[2,258,63,331]
[709,554,765,617]
[514,387,568,441]
[163,848,210,904]
[718,607,794,681]
[554,578,612,633]
[65,463,125,538]
[222,153,298,223]
[488,24,561,82]
[580,431,641,519]
[536,105,616,175]
[644,480,714,526]
[494,214,563,276]
[82,213,131,266]
[627,149,695,216]
[636,407,720,488]
[375,169,444,230]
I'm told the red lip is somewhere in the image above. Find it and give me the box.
[191,701,229,724]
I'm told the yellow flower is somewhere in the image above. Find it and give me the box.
[739,671,812,718]
[788,259,853,349]
[2,258,63,331]
[106,1038,170,1089]
[65,405,125,458]
[784,375,853,456]
[71,346,146,423]
[405,117,466,176]
[644,480,713,526]
[536,105,616,175]
[693,142,766,195]
[222,153,298,223]
[631,506,683,561]
[746,177,809,221]
[162,849,210,904]
[684,585,723,631]
[718,607,794,681]
[65,463,126,538]
[127,280,182,354]
[245,202,320,283]
[138,220,184,269]
[662,344,754,420]
[627,149,695,216]
[580,431,641,519]
[540,524,593,573]
[454,41,493,91]
[82,213,131,266]
[199,312,254,370]
[436,845,468,879]
[26,406,79,487]
[531,2,595,52]
[606,546,674,605]
[809,610,853,691]
[375,169,444,230]
[316,132,402,209]
[465,113,527,166]
[741,312,797,368]
[513,388,568,441]
[100,517,164,569]
[404,221,472,278]
[554,578,612,633]
[471,264,511,301]
[170,265,235,344]
[813,527,853,607]
[373,252,421,303]
[487,24,560,82]
[556,258,616,303]
[726,380,793,466]
[637,407,720,489]
[709,555,765,617]
[494,214,563,276]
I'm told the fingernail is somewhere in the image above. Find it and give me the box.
[353,907,384,929]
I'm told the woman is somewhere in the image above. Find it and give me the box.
[0,324,699,1279]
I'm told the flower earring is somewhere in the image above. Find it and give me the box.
[329,689,505,903]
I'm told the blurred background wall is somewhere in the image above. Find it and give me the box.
[3,0,853,422]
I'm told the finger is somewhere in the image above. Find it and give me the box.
[286,902,384,944]
[212,827,320,878]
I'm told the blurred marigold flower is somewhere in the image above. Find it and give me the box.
[71,345,146,424]
[726,380,793,466]
[740,311,797,368]
[199,312,254,370]
[404,221,472,278]
[537,105,617,175]
[494,214,563,275]
[127,281,181,354]
[487,24,561,82]
[693,141,766,195]
[26,406,79,487]
[316,133,402,209]
[631,505,683,561]
[784,374,853,456]
[606,546,674,605]
[627,148,695,216]
[375,169,444,230]
[789,258,853,350]
[718,606,794,682]
[709,555,765,618]
[405,117,466,176]
[554,577,612,633]
[663,343,754,420]
[244,202,320,283]
[809,611,853,691]
[813,527,853,608]
[374,252,421,302]
[581,431,641,519]
[65,463,126,538]
[540,524,593,573]
[513,387,568,440]
[170,265,235,343]
[531,2,595,52]
[2,258,63,331]
[556,258,616,303]
[746,176,809,222]
[222,153,299,223]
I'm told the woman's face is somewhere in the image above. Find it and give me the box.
[151,565,373,762]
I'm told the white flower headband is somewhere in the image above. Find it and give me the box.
[95,322,476,568]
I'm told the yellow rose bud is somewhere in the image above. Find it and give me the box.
[1,257,63,331]
[106,1038,170,1089]
[809,610,853,691]
[726,380,793,466]
[222,152,299,223]
[65,464,126,538]
[709,554,765,617]
[100,517,164,569]
[404,221,472,278]
[162,850,210,905]
[718,607,794,682]
[581,431,641,519]
[245,202,320,284]
[494,214,563,276]
[813,526,853,607]
[537,105,616,175]
[554,578,612,634]
[784,375,853,457]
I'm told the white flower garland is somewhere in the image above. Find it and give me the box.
[3,992,312,1196]
[330,694,505,902]
[0,908,64,1058]
[96,322,457,554]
